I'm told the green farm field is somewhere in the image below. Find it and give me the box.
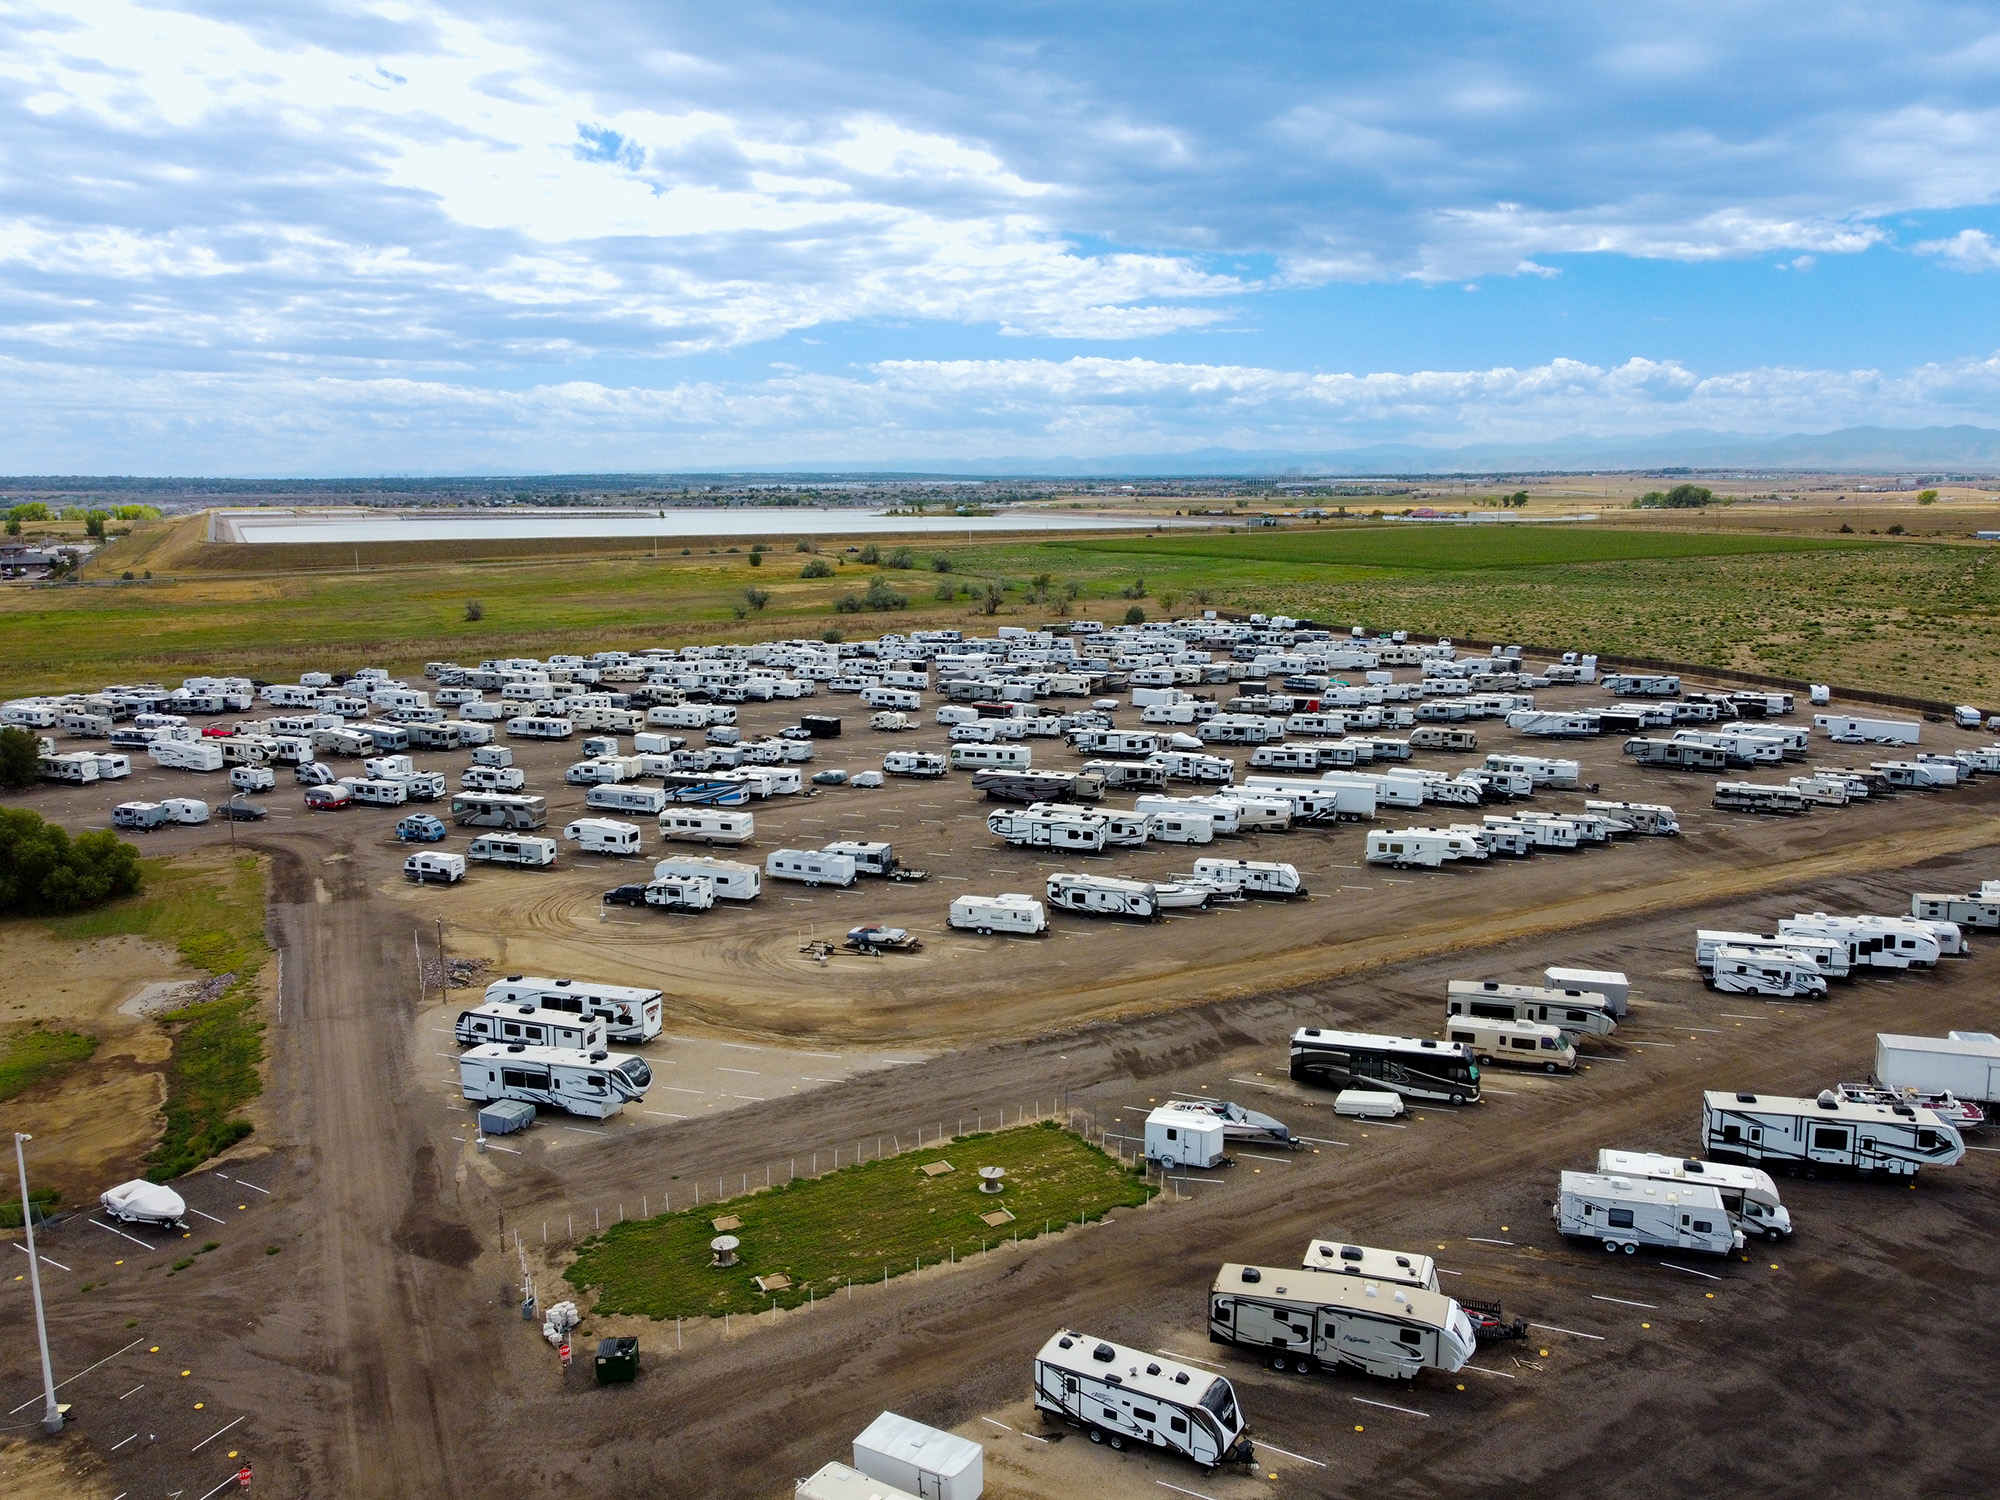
[5,513,1999,701]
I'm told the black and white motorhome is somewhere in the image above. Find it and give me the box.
[1445,980,1618,1038]
[1033,1331,1254,1471]
[1208,1263,1477,1381]
[1289,1029,1481,1104]
[457,1043,652,1119]
[1553,1171,1742,1255]
[484,975,665,1042]
[454,1002,607,1052]
[1702,1089,1966,1175]
[1594,1150,1793,1240]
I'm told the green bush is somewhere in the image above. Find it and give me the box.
[856,542,881,564]
[886,547,915,569]
[0,808,144,914]
[800,558,836,579]
[1633,483,1714,509]
[0,727,38,789]
[747,551,762,567]
[931,554,953,573]
[1124,604,1146,625]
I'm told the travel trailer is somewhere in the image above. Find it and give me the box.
[1553,1171,1742,1255]
[563,818,643,856]
[1044,872,1160,919]
[483,975,664,1042]
[402,850,466,884]
[1594,1150,1792,1241]
[765,848,858,887]
[454,1002,606,1052]
[1445,980,1618,1037]
[466,835,559,868]
[1208,1262,1477,1381]
[652,855,761,900]
[658,808,756,846]
[947,893,1048,935]
[1032,1332,1253,1471]
[1702,1089,1965,1174]
[1302,1240,1440,1291]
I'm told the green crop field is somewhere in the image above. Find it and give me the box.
[565,1122,1152,1319]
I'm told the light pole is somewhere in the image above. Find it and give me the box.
[13,1133,62,1434]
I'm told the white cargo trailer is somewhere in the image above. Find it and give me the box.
[1702,1089,1965,1174]
[1874,1031,2000,1104]
[1143,1103,1228,1168]
[850,1412,981,1500]
[765,848,858,887]
[1032,1331,1253,1470]
[1543,967,1629,1015]
[1208,1262,1477,1381]
[1553,1171,1741,1255]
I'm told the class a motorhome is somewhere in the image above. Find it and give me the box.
[1445,980,1618,1037]
[1445,1018,1577,1072]
[563,818,643,855]
[1707,946,1829,998]
[1553,1171,1742,1255]
[1695,930,1850,979]
[657,808,756,846]
[1594,1150,1792,1241]
[586,783,669,815]
[1208,1263,1477,1382]
[1289,1028,1481,1104]
[1702,1089,1965,1174]
[1302,1240,1440,1292]
[457,1042,652,1119]
[1033,1331,1254,1471]
[948,742,1032,771]
[948,892,1048,935]
[652,855,761,900]
[454,1002,606,1052]
[466,834,559,868]
[765,848,858,887]
[1583,799,1680,835]
[484,975,665,1042]
[1045,872,1161,919]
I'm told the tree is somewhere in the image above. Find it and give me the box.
[743,587,771,611]
[1633,484,1714,509]
[979,581,1004,616]
[7,503,50,524]
[0,727,39,788]
[1124,604,1146,625]
[856,542,881,564]
[0,808,143,913]
[930,554,953,573]
[934,578,955,600]
[1118,576,1147,599]
[4,517,16,536]
[84,511,107,537]
[800,558,835,578]
[1918,489,1939,505]
[886,547,915,569]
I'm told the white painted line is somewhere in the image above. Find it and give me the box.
[1227,1076,1287,1091]
[1659,1261,1723,1281]
[484,1142,522,1155]
[1965,1145,2000,1152]
[1021,1430,1049,1444]
[1480,1088,1518,1095]
[190,1414,245,1452]
[233,1178,270,1195]
[640,1110,689,1118]
[719,1042,762,1051]
[118,1384,144,1400]
[1352,1396,1429,1418]
[1718,1014,1768,1020]
[980,1416,1013,1431]
[189,1208,226,1225]
[12,1243,70,1272]
[1157,1482,1222,1500]
[1254,1440,1326,1467]
[1592,1295,1658,1308]
[1234,1151,1293,1164]
[1530,1323,1605,1341]
[1466,1237,1514,1246]
[657,1085,707,1095]
[1682,1027,1724,1034]
[111,1432,138,1450]
[8,1336,146,1414]
[716,1067,761,1076]
[198,1471,246,1500]
[1460,1363,1516,1378]
[560,1126,607,1136]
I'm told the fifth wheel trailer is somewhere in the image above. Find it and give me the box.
[1302,1240,1440,1291]
[1207,1262,1477,1381]
[1702,1089,1965,1174]
[1874,1031,2000,1104]
[1032,1331,1254,1471]
[484,975,664,1042]
[454,1002,607,1052]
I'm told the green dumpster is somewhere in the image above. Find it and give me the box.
[594,1336,639,1384]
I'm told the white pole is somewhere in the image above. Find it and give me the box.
[14,1134,62,1433]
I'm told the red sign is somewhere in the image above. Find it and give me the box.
[238,1464,253,1487]
[558,1343,571,1366]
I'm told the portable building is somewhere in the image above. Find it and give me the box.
[1207,1262,1477,1381]
[1142,1104,1228,1168]
[483,975,664,1041]
[1874,1032,2000,1104]
[1593,1150,1792,1241]
[563,818,644,856]
[1302,1240,1439,1291]
[1033,1332,1253,1469]
[457,1043,652,1120]
[403,851,466,884]
[1543,967,1629,1015]
[658,809,755,846]
[765,848,858,887]
[948,893,1048,935]
[1702,1089,1965,1174]
[467,835,558,868]
[850,1413,982,1500]
[1553,1171,1741,1255]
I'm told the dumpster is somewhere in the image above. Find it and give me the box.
[595,1336,639,1383]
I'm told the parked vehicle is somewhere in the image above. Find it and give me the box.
[1032,1332,1253,1471]
[457,1043,652,1119]
[1188,858,1305,897]
[304,784,352,811]
[1703,1089,1965,1174]
[1290,1028,1480,1104]
[1303,1240,1439,1291]
[466,835,559,868]
[111,800,169,830]
[404,851,467,884]
[1874,1031,2000,1105]
[1044,872,1160,919]
[564,818,643,856]
[1707,946,1829,998]
[484,975,664,1042]
[948,893,1048,935]
[451,792,548,829]
[1594,1150,1792,1241]
[1446,980,1618,1037]
[1208,1262,1477,1380]
[1553,1171,1742,1255]
[1445,1017,1576,1072]
[652,855,760,900]
[657,808,755,846]
[765,848,857,887]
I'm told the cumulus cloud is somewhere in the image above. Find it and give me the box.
[1915,228,2000,270]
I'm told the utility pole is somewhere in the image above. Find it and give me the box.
[14,1134,62,1434]
[436,917,447,1006]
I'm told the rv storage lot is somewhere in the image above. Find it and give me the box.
[2,671,1998,1499]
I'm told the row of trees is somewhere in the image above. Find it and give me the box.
[0,807,144,915]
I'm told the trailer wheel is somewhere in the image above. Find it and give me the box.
[1268,1352,1290,1372]
[1622,1242,1636,1254]
[1108,1434,1125,1451]
[1449,1092,1465,1105]
[1088,1429,1105,1445]
[1602,1238,1619,1253]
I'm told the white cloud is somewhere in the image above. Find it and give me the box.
[1915,228,2000,270]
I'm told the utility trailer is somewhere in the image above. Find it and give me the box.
[1702,1089,1965,1174]
[1874,1031,2000,1105]
[1207,1262,1477,1381]
[841,924,925,954]
[1032,1331,1254,1472]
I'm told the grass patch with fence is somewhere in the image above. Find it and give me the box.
[564,1121,1151,1319]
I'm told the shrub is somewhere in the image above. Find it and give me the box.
[931,554,953,572]
[1633,483,1714,509]
[750,542,769,553]
[1918,490,1939,505]
[856,542,881,564]
[886,547,915,569]
[1839,522,1854,533]
[463,600,483,621]
[1118,577,1146,599]
[0,809,145,913]
[747,551,762,567]
[801,558,835,578]
[1887,523,1906,536]
[934,579,955,600]
[821,629,843,643]
[796,539,815,552]
[1124,604,1146,625]
[743,587,771,611]
[980,582,1003,616]
[121,570,134,580]
[85,512,106,538]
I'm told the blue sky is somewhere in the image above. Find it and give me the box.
[5,1,2000,473]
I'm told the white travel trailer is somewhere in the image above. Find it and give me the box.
[454,1002,606,1052]
[1366,828,1479,867]
[1445,1018,1576,1071]
[457,1043,652,1119]
[467,834,558,868]
[112,800,169,830]
[1583,799,1680,836]
[452,791,547,828]
[1143,1103,1228,1168]
[38,751,99,784]
[90,752,131,780]
[1189,858,1305,897]
[949,743,1032,771]
[988,809,1107,851]
[948,892,1048,935]
[653,855,760,900]
[1137,808,1214,845]
[1032,1331,1254,1470]
[565,756,643,785]
[150,738,226,772]
[1149,750,1237,785]
[161,797,211,824]
[1708,946,1829,998]
[1543,967,1630,1015]
[1045,872,1160,919]
[1625,736,1729,771]
[1703,1089,1965,1174]
[658,808,755,846]
[1777,915,1938,968]
[403,851,466,884]
[563,818,643,856]
[505,715,574,740]
[1208,1262,1477,1381]
[1483,753,1581,788]
[1134,794,1241,835]
[860,685,922,711]
[765,848,857,887]
[1303,1240,1440,1291]
[484,975,664,1042]
[1553,1171,1742,1255]
[1594,1150,1793,1241]
[1210,791,1294,832]
[883,750,948,778]
[339,777,409,806]
[1875,1031,2000,1104]
[1446,980,1618,1038]
[868,711,913,732]
[461,765,527,792]
[1695,930,1850,980]
[586,784,669,816]
[1813,713,1920,745]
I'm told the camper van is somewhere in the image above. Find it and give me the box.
[1703,1089,1965,1174]
[563,818,643,856]
[948,893,1048,936]
[403,850,466,884]
[484,974,664,1042]
[1208,1262,1477,1381]
[466,835,558,868]
[1594,1150,1792,1241]
[585,784,669,816]
[1290,1028,1480,1104]
[652,855,760,900]
[1553,1171,1742,1255]
[454,1002,605,1052]
[457,1043,652,1120]
[1033,1331,1253,1470]
[1445,1018,1576,1072]
[658,809,755,846]
[765,848,857,887]
[1445,980,1618,1038]
[1302,1240,1441,1292]
[1044,872,1160,919]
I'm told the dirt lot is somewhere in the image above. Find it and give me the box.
[2,668,1997,1499]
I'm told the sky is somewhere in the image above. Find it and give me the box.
[6,1,2000,473]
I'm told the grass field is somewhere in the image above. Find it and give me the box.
[6,511,2000,700]
[564,1121,1152,1319]
[54,854,269,1180]
[0,1025,97,1103]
